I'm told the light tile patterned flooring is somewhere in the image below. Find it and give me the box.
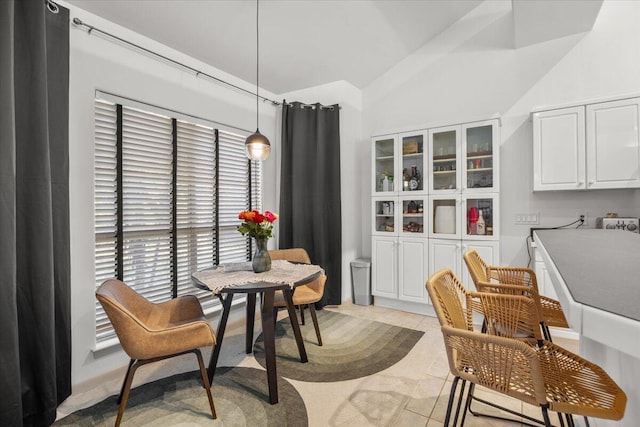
[57,303,579,426]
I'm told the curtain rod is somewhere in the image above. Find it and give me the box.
[283,101,341,110]
[72,17,281,106]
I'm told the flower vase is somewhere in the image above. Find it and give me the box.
[252,238,271,273]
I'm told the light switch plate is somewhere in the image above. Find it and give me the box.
[515,213,540,225]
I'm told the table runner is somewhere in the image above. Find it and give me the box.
[192,260,324,294]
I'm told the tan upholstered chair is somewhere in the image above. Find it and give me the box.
[269,248,327,346]
[463,249,569,341]
[96,279,217,426]
[427,269,627,427]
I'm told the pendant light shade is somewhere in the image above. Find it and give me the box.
[245,128,271,161]
[245,0,271,161]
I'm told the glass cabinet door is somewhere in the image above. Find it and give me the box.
[429,126,460,193]
[463,120,498,192]
[429,196,460,239]
[373,136,397,194]
[399,132,426,194]
[463,194,499,240]
[400,196,426,237]
[372,198,398,235]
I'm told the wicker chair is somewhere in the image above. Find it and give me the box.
[463,249,569,341]
[269,248,327,345]
[96,279,217,426]
[427,268,627,427]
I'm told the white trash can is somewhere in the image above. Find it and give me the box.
[350,258,372,306]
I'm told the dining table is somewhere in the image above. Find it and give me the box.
[191,259,323,404]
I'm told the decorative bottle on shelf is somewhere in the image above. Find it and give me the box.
[409,165,421,191]
[382,176,389,192]
[476,209,486,235]
[468,207,478,235]
[403,168,410,191]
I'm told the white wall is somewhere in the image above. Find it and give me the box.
[276,81,363,303]
[362,0,640,266]
[63,2,278,387]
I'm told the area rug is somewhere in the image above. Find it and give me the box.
[254,310,425,382]
[54,366,307,426]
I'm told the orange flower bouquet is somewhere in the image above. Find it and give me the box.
[237,210,279,240]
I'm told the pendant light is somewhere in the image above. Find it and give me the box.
[245,0,271,161]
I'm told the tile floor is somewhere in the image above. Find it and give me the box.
[56,302,580,426]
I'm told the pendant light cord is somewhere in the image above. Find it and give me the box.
[256,0,260,129]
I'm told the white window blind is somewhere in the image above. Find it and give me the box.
[175,120,217,307]
[93,98,260,343]
[121,106,174,303]
[94,99,118,342]
[218,130,254,263]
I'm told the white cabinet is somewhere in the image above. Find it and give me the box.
[372,237,397,299]
[372,132,427,196]
[586,98,640,189]
[429,120,499,194]
[398,238,429,303]
[532,107,585,191]
[372,236,428,304]
[371,117,500,313]
[533,97,640,191]
[372,195,428,304]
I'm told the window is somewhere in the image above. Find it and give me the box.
[94,98,261,343]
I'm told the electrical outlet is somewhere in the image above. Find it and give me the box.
[577,210,589,225]
[515,213,540,225]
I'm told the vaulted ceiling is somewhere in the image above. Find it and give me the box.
[66,0,603,95]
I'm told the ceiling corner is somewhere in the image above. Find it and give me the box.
[513,0,603,49]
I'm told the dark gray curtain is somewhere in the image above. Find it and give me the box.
[280,102,342,306]
[0,1,71,425]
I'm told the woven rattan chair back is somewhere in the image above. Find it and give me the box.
[463,249,490,287]
[426,268,475,331]
[463,249,569,335]
[476,292,543,342]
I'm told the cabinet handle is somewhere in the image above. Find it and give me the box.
[588,181,595,185]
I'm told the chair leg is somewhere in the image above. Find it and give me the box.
[584,416,590,427]
[452,379,468,427]
[558,412,566,427]
[308,304,323,346]
[542,322,553,342]
[444,376,461,427]
[115,359,141,427]
[195,349,217,419]
[541,404,553,427]
[299,305,305,325]
[117,359,136,404]
[467,382,548,426]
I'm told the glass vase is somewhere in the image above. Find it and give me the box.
[252,238,271,273]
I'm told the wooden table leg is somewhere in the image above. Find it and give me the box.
[283,287,308,363]
[260,289,278,404]
[246,293,256,354]
[207,293,233,384]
